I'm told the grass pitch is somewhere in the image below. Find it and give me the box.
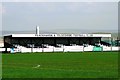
[2,52,118,78]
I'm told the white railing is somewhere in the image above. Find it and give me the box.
[1,44,119,53]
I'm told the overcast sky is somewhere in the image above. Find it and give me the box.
[1,2,118,33]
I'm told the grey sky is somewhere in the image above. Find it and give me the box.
[1,2,118,33]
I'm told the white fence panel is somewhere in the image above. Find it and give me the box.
[7,48,11,51]
[112,47,119,51]
[43,48,53,52]
[54,47,63,52]
[21,48,31,53]
[64,46,84,52]
[84,46,94,51]
[103,47,111,51]
[0,48,5,52]
[33,48,42,52]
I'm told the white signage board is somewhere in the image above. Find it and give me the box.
[11,34,111,38]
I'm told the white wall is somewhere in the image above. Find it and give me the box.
[33,48,42,52]
[3,46,119,53]
[7,48,11,51]
[103,47,111,51]
[0,48,5,52]
[84,46,94,51]
[64,46,84,52]
[112,47,119,51]
[54,47,63,52]
[21,48,31,53]
[43,48,53,52]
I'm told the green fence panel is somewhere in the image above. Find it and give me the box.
[93,46,103,51]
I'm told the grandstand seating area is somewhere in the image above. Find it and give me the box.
[1,33,119,53]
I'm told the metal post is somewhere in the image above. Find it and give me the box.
[42,44,43,52]
[53,46,54,52]
[83,44,84,52]
[111,38,112,51]
[42,38,44,53]
[63,45,64,53]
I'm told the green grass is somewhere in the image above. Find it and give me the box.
[2,52,118,78]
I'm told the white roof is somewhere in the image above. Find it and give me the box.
[7,33,112,38]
